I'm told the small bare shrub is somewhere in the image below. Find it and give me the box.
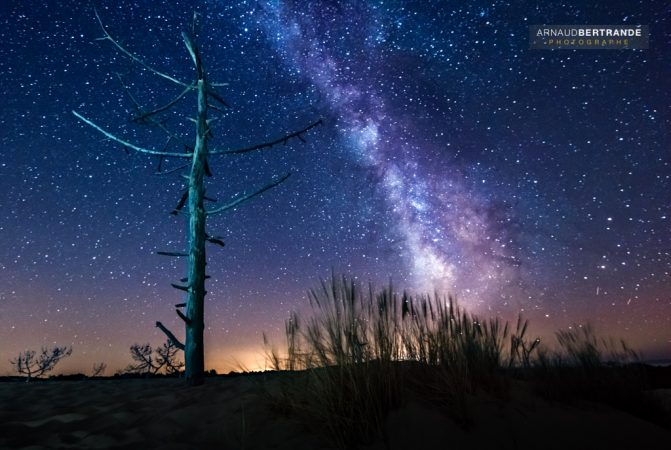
[10,346,73,381]
[120,340,184,375]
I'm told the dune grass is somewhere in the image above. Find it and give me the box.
[263,275,662,448]
[263,275,539,447]
[533,324,664,425]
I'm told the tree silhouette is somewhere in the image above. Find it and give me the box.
[73,10,321,385]
[11,346,73,381]
[122,341,184,375]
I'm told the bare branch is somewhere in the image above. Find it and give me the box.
[72,111,193,158]
[116,76,194,176]
[208,102,227,116]
[171,283,190,292]
[155,322,185,351]
[91,362,107,377]
[133,83,194,124]
[207,173,291,215]
[156,163,190,176]
[175,302,187,308]
[209,119,323,155]
[206,235,225,247]
[115,73,187,149]
[176,309,191,325]
[157,251,189,257]
[116,73,145,112]
[181,31,200,69]
[94,8,190,87]
[170,190,189,216]
[207,88,230,108]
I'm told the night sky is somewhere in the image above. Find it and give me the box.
[1,0,669,375]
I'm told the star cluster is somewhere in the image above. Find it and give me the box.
[0,0,669,373]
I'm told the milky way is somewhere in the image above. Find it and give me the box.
[257,1,526,302]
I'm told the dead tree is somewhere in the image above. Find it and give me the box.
[156,340,185,375]
[10,346,73,381]
[73,10,321,385]
[122,340,184,375]
[124,343,157,375]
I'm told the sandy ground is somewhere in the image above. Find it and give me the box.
[0,373,669,450]
[0,374,327,450]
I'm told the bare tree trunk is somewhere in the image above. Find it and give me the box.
[184,77,208,386]
[73,10,322,386]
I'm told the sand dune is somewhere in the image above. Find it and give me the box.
[0,375,327,450]
[0,373,669,449]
